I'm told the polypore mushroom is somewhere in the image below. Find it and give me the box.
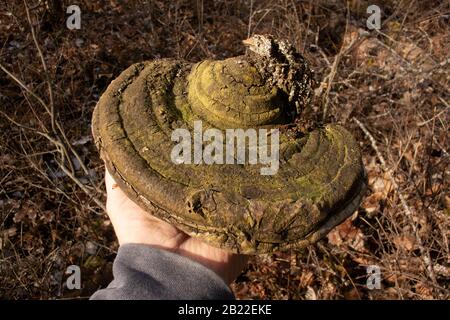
[92,35,367,254]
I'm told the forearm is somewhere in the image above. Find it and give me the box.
[90,243,235,300]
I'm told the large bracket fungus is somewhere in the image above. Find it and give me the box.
[92,35,367,254]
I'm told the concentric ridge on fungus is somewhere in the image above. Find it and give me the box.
[92,35,367,254]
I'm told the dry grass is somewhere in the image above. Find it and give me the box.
[0,0,448,299]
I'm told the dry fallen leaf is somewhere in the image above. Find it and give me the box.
[393,234,417,252]
[414,283,434,299]
[299,270,314,288]
[327,218,366,252]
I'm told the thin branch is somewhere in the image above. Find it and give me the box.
[0,67,104,209]
[353,117,437,285]
[58,164,106,212]
[319,25,367,121]
[0,63,51,115]
[0,64,103,193]
[23,0,55,133]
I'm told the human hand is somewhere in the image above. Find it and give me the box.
[104,167,248,284]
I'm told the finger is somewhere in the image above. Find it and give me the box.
[105,167,133,207]
[103,165,182,240]
[104,166,139,217]
[105,166,118,194]
[104,166,164,220]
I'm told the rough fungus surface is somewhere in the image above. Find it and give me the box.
[0,0,448,299]
[92,36,367,254]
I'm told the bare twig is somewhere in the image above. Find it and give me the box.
[319,24,368,121]
[418,97,450,126]
[23,0,55,133]
[1,65,103,195]
[353,117,437,285]
[0,64,52,115]
[0,3,106,209]
[0,63,75,174]
[247,0,254,38]
[58,164,106,211]
[1,110,106,213]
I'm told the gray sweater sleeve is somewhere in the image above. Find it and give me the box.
[90,243,235,300]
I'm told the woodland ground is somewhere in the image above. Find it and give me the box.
[0,0,448,299]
